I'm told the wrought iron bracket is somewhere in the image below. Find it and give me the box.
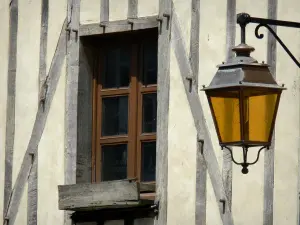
[151,201,159,217]
[221,145,269,174]
[236,12,300,67]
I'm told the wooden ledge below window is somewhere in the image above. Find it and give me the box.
[58,179,156,212]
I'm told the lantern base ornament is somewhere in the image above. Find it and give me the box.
[221,146,269,174]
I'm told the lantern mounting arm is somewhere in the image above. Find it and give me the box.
[237,13,300,68]
[221,145,269,174]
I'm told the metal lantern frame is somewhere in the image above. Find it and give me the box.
[202,12,300,174]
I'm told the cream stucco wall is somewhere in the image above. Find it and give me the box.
[1,0,300,225]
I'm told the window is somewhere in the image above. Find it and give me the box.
[92,30,158,183]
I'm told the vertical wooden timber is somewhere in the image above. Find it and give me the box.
[154,0,171,225]
[196,140,207,225]
[3,0,18,221]
[100,0,109,23]
[171,11,234,225]
[27,1,48,225]
[189,0,207,224]
[65,0,80,224]
[128,0,137,18]
[264,0,277,224]
[76,42,93,183]
[223,0,236,210]
[3,19,67,225]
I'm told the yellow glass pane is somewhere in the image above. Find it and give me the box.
[243,94,278,142]
[211,95,241,143]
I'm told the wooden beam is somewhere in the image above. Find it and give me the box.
[65,0,80,224]
[3,0,18,220]
[222,0,236,211]
[27,1,49,225]
[100,0,109,22]
[79,16,158,37]
[76,42,93,184]
[171,11,234,225]
[154,0,171,225]
[3,19,67,225]
[58,180,140,211]
[264,0,277,224]
[189,0,207,224]
[196,140,207,225]
[128,0,138,19]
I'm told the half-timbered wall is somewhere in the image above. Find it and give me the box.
[1,0,300,225]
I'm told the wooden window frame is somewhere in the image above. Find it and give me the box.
[91,30,158,184]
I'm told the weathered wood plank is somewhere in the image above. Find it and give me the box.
[58,180,140,211]
[189,0,207,224]
[195,140,207,225]
[222,0,236,211]
[27,1,49,225]
[264,0,277,224]
[76,43,93,184]
[3,0,18,220]
[154,0,171,225]
[139,183,155,193]
[3,19,67,225]
[100,0,109,22]
[80,16,158,36]
[128,0,138,19]
[171,11,234,225]
[66,0,80,224]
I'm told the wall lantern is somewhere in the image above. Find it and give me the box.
[202,12,300,174]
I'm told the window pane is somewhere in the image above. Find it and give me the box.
[103,47,130,88]
[102,144,127,181]
[142,93,157,133]
[141,142,156,182]
[142,42,157,85]
[102,96,128,136]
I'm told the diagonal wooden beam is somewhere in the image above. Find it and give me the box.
[3,0,18,220]
[171,11,234,225]
[3,19,67,225]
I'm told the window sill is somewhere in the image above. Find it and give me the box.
[58,180,155,212]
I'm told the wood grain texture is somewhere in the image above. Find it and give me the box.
[66,0,80,224]
[76,43,93,184]
[100,0,109,22]
[223,0,236,211]
[27,1,49,224]
[264,0,277,224]
[189,0,207,223]
[3,0,18,220]
[80,16,158,36]
[128,0,138,18]
[171,11,234,225]
[3,19,67,225]
[154,1,172,225]
[58,180,139,211]
[195,141,207,225]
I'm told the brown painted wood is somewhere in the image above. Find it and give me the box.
[92,32,158,183]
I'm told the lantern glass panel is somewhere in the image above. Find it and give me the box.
[209,90,241,143]
[242,89,279,144]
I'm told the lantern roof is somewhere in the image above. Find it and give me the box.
[202,43,286,91]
